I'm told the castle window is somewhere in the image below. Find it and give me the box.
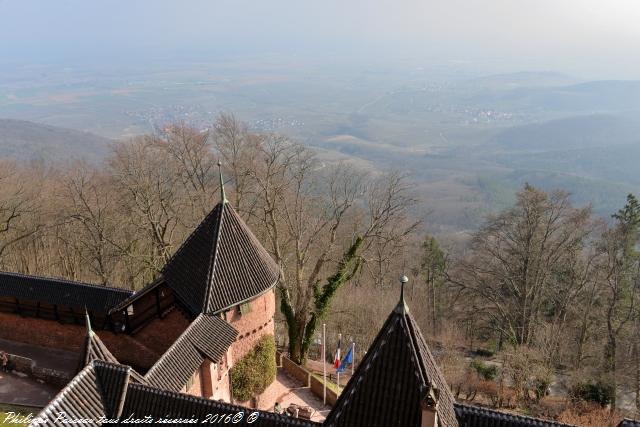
[239,302,252,315]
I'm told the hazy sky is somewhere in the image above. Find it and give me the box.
[1,0,640,78]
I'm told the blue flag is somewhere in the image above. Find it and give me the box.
[337,345,353,373]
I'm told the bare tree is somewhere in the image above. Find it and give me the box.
[247,135,417,362]
[154,123,218,219]
[0,160,42,263]
[449,185,593,347]
[59,163,120,284]
[212,113,261,217]
[109,137,181,275]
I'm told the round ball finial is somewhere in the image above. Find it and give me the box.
[396,274,410,312]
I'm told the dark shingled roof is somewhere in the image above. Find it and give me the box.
[161,202,279,316]
[122,383,320,427]
[78,312,120,370]
[324,300,458,427]
[108,277,164,314]
[77,313,146,383]
[33,360,318,427]
[34,361,130,425]
[619,419,640,427]
[0,271,132,313]
[144,313,238,391]
[455,404,576,427]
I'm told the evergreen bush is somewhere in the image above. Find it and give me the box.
[231,335,277,402]
[471,360,499,381]
[571,379,615,406]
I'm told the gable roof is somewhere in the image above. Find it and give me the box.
[77,312,146,383]
[32,360,318,427]
[161,201,279,316]
[122,383,320,427]
[324,300,458,427]
[35,361,130,425]
[0,271,132,313]
[454,404,576,427]
[144,313,238,391]
[78,312,120,370]
[108,277,165,314]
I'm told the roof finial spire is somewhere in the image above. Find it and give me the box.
[84,307,94,336]
[218,161,228,204]
[395,275,409,314]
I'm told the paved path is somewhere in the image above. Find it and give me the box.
[0,371,58,407]
[0,338,77,374]
[258,369,332,422]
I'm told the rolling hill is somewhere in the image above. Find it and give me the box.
[0,119,114,163]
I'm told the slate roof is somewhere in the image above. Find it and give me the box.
[323,300,458,427]
[34,361,130,425]
[77,312,146,383]
[108,277,164,314]
[455,404,576,427]
[619,419,640,427]
[144,313,238,391]
[32,360,318,427]
[122,383,320,427]
[78,312,120,369]
[161,201,280,316]
[0,271,132,313]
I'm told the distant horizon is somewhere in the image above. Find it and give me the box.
[2,0,640,80]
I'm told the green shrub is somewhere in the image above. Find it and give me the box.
[571,379,614,406]
[471,360,498,381]
[231,335,277,402]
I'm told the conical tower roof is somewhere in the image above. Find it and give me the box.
[324,298,458,427]
[77,311,120,372]
[161,201,279,316]
[77,312,146,384]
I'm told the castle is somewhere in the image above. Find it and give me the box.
[1,185,638,426]
[0,182,278,404]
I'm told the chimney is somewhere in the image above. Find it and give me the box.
[421,387,440,427]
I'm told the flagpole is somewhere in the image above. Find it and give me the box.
[336,333,341,388]
[322,323,326,405]
[351,341,355,376]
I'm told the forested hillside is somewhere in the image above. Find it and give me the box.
[0,119,112,162]
[0,115,639,424]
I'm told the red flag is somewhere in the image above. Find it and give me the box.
[333,334,342,369]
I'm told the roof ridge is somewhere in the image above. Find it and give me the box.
[203,203,227,314]
[454,403,577,426]
[0,270,132,294]
[160,201,278,316]
[400,311,430,390]
[143,313,207,380]
[160,203,224,314]
[324,311,404,425]
[108,277,164,314]
[92,360,131,419]
[143,313,238,390]
[124,382,320,426]
[325,303,459,427]
[161,204,223,273]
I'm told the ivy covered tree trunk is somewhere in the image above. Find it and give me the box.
[282,237,363,365]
